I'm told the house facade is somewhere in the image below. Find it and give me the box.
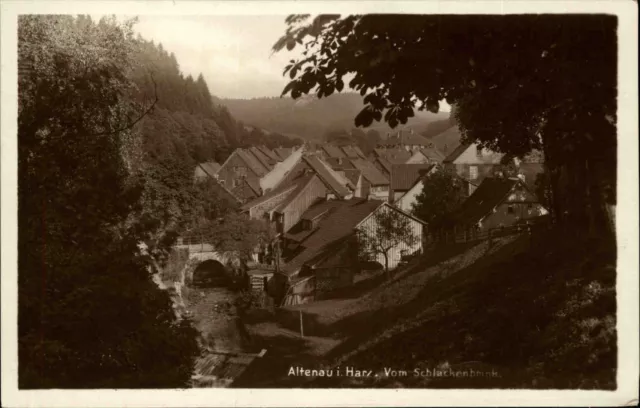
[356,202,426,271]
[443,143,505,196]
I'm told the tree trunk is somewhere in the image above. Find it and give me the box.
[383,253,390,280]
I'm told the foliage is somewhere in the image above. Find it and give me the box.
[412,170,467,233]
[18,15,200,388]
[356,206,418,276]
[191,214,272,260]
[275,14,617,234]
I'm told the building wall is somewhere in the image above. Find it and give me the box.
[279,176,328,233]
[395,180,424,213]
[368,185,389,200]
[217,152,259,189]
[406,152,429,164]
[248,185,298,220]
[357,205,424,271]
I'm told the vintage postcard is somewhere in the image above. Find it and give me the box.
[1,0,638,407]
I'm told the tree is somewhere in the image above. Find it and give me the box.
[411,170,467,237]
[18,15,199,388]
[274,14,617,236]
[356,206,418,278]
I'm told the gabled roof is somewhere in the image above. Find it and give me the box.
[451,177,528,225]
[390,163,435,191]
[374,147,412,164]
[443,143,471,164]
[376,156,392,174]
[324,157,355,171]
[430,125,463,155]
[302,155,352,198]
[418,147,446,162]
[281,198,383,275]
[273,147,293,161]
[248,146,276,169]
[352,145,367,159]
[322,144,346,159]
[341,145,360,159]
[236,149,270,177]
[240,176,302,212]
[196,161,221,178]
[231,179,261,202]
[356,201,428,228]
[380,130,432,147]
[258,146,281,163]
[343,169,362,186]
[350,158,390,186]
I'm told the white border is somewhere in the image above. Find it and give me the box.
[2,1,638,407]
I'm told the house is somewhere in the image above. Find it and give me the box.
[276,154,354,200]
[343,169,368,198]
[371,147,412,177]
[216,148,272,194]
[341,145,362,159]
[428,125,463,155]
[356,202,427,271]
[443,142,505,196]
[230,176,262,202]
[194,161,221,183]
[276,198,383,305]
[350,158,390,200]
[447,177,548,243]
[273,147,294,161]
[406,146,446,164]
[320,144,346,159]
[389,163,437,203]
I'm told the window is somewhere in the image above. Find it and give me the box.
[469,165,479,180]
[476,145,482,157]
[507,205,515,215]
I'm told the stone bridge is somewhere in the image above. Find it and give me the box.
[174,243,245,287]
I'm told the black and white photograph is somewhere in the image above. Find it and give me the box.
[1,1,638,406]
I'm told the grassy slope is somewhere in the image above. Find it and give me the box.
[244,229,617,389]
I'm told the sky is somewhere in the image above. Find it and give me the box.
[133,15,300,99]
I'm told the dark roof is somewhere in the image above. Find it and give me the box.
[282,198,383,274]
[302,155,351,198]
[240,175,304,211]
[237,149,269,177]
[443,143,471,163]
[322,144,346,159]
[245,178,262,196]
[324,157,355,171]
[258,146,281,162]
[273,147,293,161]
[353,145,367,158]
[418,147,446,162]
[196,161,221,178]
[341,145,360,159]
[350,158,390,186]
[231,179,261,201]
[376,156,392,174]
[390,163,435,191]
[343,169,362,186]
[375,147,412,164]
[430,125,463,155]
[249,146,276,169]
[452,177,521,225]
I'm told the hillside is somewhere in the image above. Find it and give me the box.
[221,93,450,141]
[241,229,616,389]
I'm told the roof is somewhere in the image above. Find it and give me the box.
[282,198,383,274]
[196,161,221,178]
[430,125,463,154]
[352,145,367,159]
[390,163,435,191]
[273,147,293,161]
[350,158,390,186]
[322,144,346,159]
[375,147,412,164]
[443,143,471,163]
[376,156,392,174]
[231,179,261,201]
[240,176,301,211]
[258,146,281,162]
[451,177,522,225]
[249,146,276,169]
[245,178,262,196]
[418,147,446,162]
[237,149,269,177]
[341,145,360,159]
[324,157,355,170]
[356,201,428,228]
[302,155,352,198]
[343,169,362,186]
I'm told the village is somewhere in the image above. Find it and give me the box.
[179,125,550,387]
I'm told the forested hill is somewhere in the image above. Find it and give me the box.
[220,93,450,141]
[131,39,301,167]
